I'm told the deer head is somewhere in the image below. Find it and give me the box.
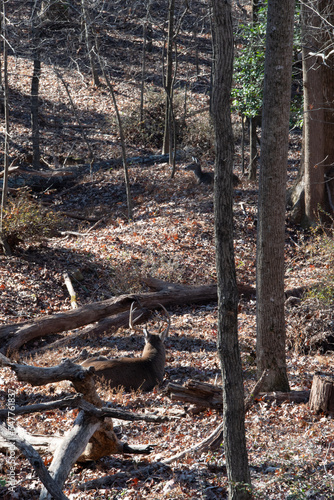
[81,303,170,392]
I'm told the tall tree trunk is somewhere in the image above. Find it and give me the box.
[140,1,152,124]
[97,58,133,221]
[81,0,100,87]
[211,1,251,498]
[302,2,325,224]
[248,115,259,181]
[162,0,175,156]
[256,0,295,391]
[31,1,41,170]
[302,1,334,224]
[31,57,41,170]
[0,0,11,256]
[247,0,262,181]
[289,2,334,225]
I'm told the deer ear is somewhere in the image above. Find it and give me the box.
[159,329,168,342]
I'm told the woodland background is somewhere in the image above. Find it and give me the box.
[0,0,333,499]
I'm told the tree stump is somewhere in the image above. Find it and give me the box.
[309,372,334,416]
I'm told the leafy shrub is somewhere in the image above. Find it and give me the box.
[232,8,266,120]
[1,191,63,249]
[232,1,303,127]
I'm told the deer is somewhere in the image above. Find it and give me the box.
[184,158,240,186]
[81,302,170,392]
[184,159,213,185]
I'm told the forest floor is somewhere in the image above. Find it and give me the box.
[0,2,334,499]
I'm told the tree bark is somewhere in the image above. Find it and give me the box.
[292,2,334,226]
[256,0,295,392]
[166,380,309,410]
[211,0,252,498]
[0,0,11,256]
[247,0,262,182]
[309,372,334,416]
[39,412,101,499]
[318,2,334,218]
[302,2,325,225]
[98,59,133,220]
[0,277,309,356]
[31,2,41,170]
[0,278,256,355]
[164,371,268,466]
[0,423,69,500]
[81,0,100,87]
[162,0,175,156]
[248,115,259,181]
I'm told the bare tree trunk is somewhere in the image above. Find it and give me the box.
[0,423,68,500]
[31,0,42,170]
[302,1,334,224]
[247,0,262,182]
[211,1,252,498]
[0,0,11,256]
[99,64,133,220]
[193,19,199,77]
[81,0,100,87]
[31,59,41,169]
[140,1,152,124]
[290,2,334,225]
[53,66,95,169]
[248,116,258,181]
[256,0,295,392]
[302,2,325,224]
[162,0,175,156]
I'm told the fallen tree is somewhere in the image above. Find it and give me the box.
[0,276,310,356]
[162,370,269,465]
[166,379,310,412]
[0,423,68,500]
[5,153,184,192]
[0,276,256,355]
[0,352,168,499]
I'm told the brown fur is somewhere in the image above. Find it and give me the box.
[81,332,167,392]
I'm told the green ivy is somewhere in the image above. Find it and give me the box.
[232,2,303,127]
[232,5,267,119]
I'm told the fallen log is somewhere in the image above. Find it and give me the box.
[33,309,150,355]
[0,400,166,458]
[166,379,310,411]
[163,373,310,465]
[39,411,102,500]
[0,423,68,500]
[0,277,255,356]
[0,425,63,456]
[0,276,311,356]
[6,153,184,191]
[78,462,170,492]
[162,370,268,464]
[1,355,167,497]
[0,393,167,424]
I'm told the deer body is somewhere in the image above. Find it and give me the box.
[81,335,166,391]
[185,160,240,186]
[81,304,170,392]
[185,161,213,185]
